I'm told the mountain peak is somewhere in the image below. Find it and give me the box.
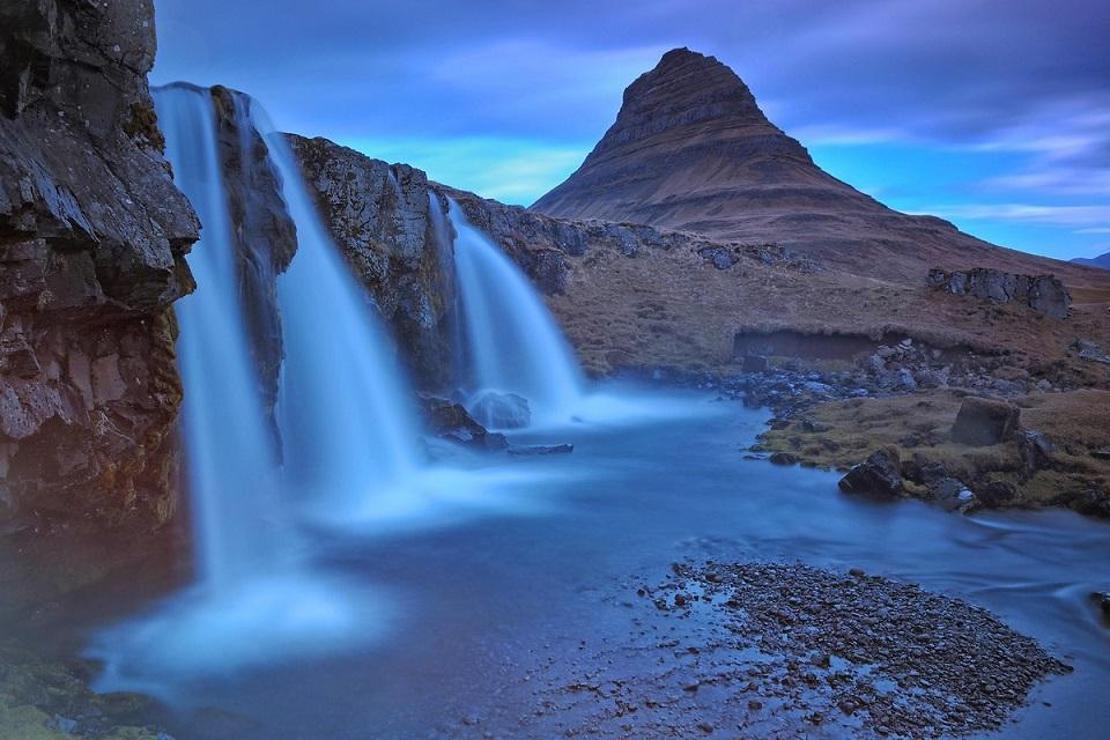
[604,47,770,152]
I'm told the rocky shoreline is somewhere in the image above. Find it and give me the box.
[628,334,1110,519]
[451,561,1069,738]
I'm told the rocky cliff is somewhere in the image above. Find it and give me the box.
[0,0,198,529]
[289,135,459,389]
[210,86,298,419]
[532,48,1103,294]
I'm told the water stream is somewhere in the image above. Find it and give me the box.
[448,198,585,427]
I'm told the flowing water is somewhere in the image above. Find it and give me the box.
[257,105,424,522]
[56,386,1110,737]
[448,198,585,425]
[83,85,421,695]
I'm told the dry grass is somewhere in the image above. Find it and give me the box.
[547,240,1110,386]
[758,389,1110,511]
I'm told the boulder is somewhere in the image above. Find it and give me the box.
[950,397,1020,446]
[838,448,904,497]
[1017,430,1054,475]
[419,395,508,451]
[468,391,532,429]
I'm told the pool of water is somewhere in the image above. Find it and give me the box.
[15,386,1110,737]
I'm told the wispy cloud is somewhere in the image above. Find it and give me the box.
[929,204,1110,229]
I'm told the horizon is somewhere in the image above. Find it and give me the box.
[151,0,1110,262]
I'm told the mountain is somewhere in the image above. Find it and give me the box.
[1073,251,1110,270]
[533,48,1099,290]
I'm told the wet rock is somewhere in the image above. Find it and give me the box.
[289,136,457,388]
[1017,430,1054,474]
[418,395,508,451]
[507,443,574,457]
[469,391,532,430]
[769,451,798,465]
[838,448,903,497]
[951,397,1020,446]
[0,0,199,526]
[1090,592,1110,620]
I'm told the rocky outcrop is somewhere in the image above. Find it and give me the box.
[418,395,507,451]
[0,0,198,528]
[289,135,457,389]
[210,86,297,417]
[927,268,1071,319]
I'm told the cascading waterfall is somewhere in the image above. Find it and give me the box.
[85,84,408,695]
[448,198,585,426]
[250,103,423,520]
[149,84,285,588]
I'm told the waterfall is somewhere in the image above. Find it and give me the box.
[150,83,285,588]
[84,84,408,694]
[448,199,585,426]
[249,104,423,520]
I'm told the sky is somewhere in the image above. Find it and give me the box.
[151,0,1110,262]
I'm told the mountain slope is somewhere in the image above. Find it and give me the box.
[1073,251,1110,270]
[533,48,1103,293]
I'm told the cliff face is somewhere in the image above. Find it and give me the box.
[0,0,198,528]
[290,135,458,389]
[533,48,1102,291]
[210,86,298,418]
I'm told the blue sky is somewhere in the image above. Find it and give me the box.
[151,0,1110,261]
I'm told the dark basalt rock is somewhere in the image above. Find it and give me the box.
[838,447,904,497]
[951,397,1020,446]
[928,267,1071,319]
[508,443,574,457]
[0,0,199,528]
[289,135,458,389]
[419,395,507,451]
[210,86,298,422]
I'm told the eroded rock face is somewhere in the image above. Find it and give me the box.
[289,135,456,389]
[0,0,199,527]
[210,86,297,418]
[928,268,1071,319]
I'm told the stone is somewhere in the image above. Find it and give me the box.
[951,397,1020,446]
[698,246,737,270]
[769,451,798,465]
[928,267,1070,319]
[419,395,508,451]
[507,443,574,457]
[1090,592,1110,619]
[1071,339,1110,365]
[1017,430,1054,474]
[468,391,532,430]
[742,354,768,373]
[838,448,904,497]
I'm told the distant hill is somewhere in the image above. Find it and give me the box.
[1072,252,1110,270]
